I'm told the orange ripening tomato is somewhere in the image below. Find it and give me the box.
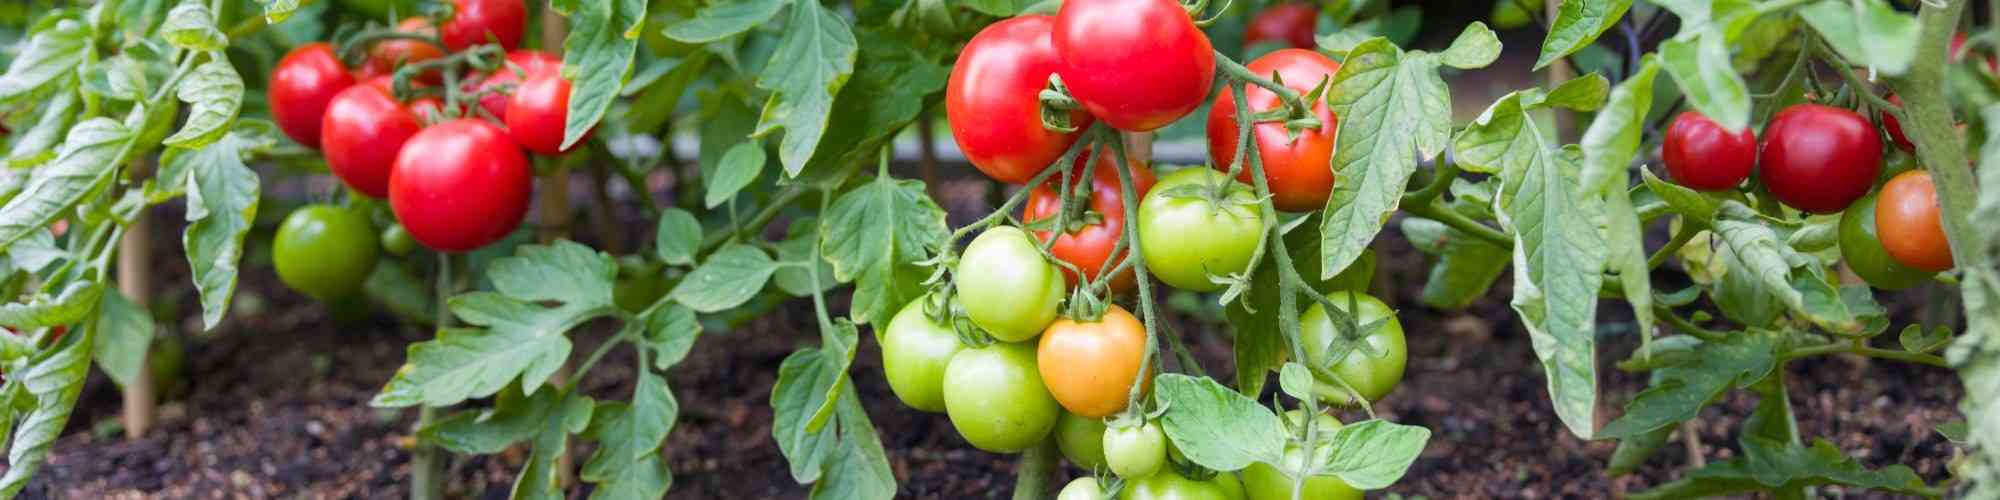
[1875,170,1954,272]
[1037,305,1150,418]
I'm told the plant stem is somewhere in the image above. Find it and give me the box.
[1011,437,1059,500]
[411,253,453,500]
[1888,2,1982,311]
[697,185,804,255]
[1654,305,1726,342]
[1647,223,1699,270]
[1401,200,1512,248]
[1402,155,1459,206]
[1778,342,1949,368]
[1213,51,1318,129]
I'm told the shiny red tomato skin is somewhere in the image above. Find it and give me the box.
[1023,153,1156,291]
[1662,112,1757,191]
[506,72,580,155]
[441,0,527,51]
[1876,170,1954,272]
[322,79,426,198]
[270,43,357,148]
[359,17,444,82]
[1881,94,1916,153]
[1245,4,1318,49]
[1208,48,1340,212]
[947,15,1092,184]
[472,50,562,120]
[1054,0,1217,132]
[1758,104,1883,214]
[389,119,533,252]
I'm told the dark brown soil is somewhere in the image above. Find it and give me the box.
[18,175,1964,500]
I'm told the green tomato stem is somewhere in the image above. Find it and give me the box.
[1401,199,1512,248]
[1778,342,1948,368]
[1012,436,1060,500]
[1213,50,1320,132]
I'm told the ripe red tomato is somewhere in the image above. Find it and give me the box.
[389,119,533,252]
[1037,305,1150,418]
[1758,104,1882,214]
[1207,48,1339,211]
[1244,4,1318,49]
[1952,32,2000,73]
[1875,170,1953,272]
[471,50,562,120]
[1662,112,1756,191]
[506,72,581,155]
[1881,94,1914,152]
[322,78,427,198]
[359,17,444,82]
[270,43,357,148]
[1022,152,1155,290]
[1054,0,1217,132]
[440,0,526,51]
[947,15,1092,183]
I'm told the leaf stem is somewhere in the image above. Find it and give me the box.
[1011,437,1059,500]
[1401,200,1512,248]
[1654,305,1726,343]
[1778,342,1948,368]
[1401,154,1459,206]
[1646,223,1699,270]
[1213,51,1320,131]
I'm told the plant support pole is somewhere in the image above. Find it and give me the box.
[118,158,156,439]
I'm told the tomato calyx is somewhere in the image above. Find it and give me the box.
[1301,293,1393,401]
[1215,54,1326,139]
[338,22,446,70]
[1039,74,1084,133]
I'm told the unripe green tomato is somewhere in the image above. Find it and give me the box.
[380,223,417,256]
[1300,292,1406,405]
[1124,467,1242,500]
[943,341,1060,452]
[274,204,380,301]
[1056,412,1110,470]
[1242,442,1362,500]
[1839,191,1935,290]
[1103,421,1168,479]
[881,296,963,412]
[1057,477,1107,500]
[955,226,1064,342]
[1138,168,1267,292]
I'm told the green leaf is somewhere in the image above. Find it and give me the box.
[1900,324,1951,354]
[1226,243,1290,396]
[6,89,78,168]
[91,291,154,388]
[1456,90,1607,438]
[661,0,783,43]
[670,244,779,313]
[752,3,857,175]
[372,327,572,407]
[1607,423,1675,477]
[1439,22,1502,70]
[1539,73,1610,112]
[582,372,677,482]
[422,383,565,454]
[1319,38,1451,279]
[0,326,90,498]
[1630,439,1935,499]
[1599,333,1775,438]
[561,0,648,150]
[180,130,262,330]
[1277,363,1314,401]
[160,2,227,51]
[1309,419,1431,490]
[1404,219,1509,310]
[488,240,619,309]
[588,453,673,500]
[0,19,89,102]
[775,218,840,297]
[705,140,767,208]
[642,304,701,369]
[254,0,303,23]
[1641,169,1722,223]
[0,281,103,329]
[654,208,701,266]
[1713,204,1862,333]
[820,176,949,327]
[509,391,593,500]
[163,59,244,148]
[964,0,1027,16]
[1658,32,1749,132]
[1582,57,1658,365]
[1797,0,1919,76]
[1154,374,1287,471]
[1534,0,1635,71]
[807,383,896,500]
[772,329,870,484]
[0,118,131,253]
[796,32,949,178]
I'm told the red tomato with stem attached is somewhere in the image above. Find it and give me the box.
[1876,170,1954,272]
[1022,151,1155,291]
[1208,48,1340,211]
[1245,4,1318,49]
[440,0,526,51]
[947,15,1092,184]
[322,78,428,198]
[1882,94,1915,152]
[506,72,582,155]
[471,50,561,120]
[389,119,533,252]
[1054,0,1216,132]
[1758,104,1882,214]
[270,43,357,148]
[1662,112,1757,191]
[359,17,444,82]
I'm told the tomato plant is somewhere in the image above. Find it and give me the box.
[1759,103,1884,214]
[1841,191,1936,290]
[438,0,526,51]
[1056,412,1110,470]
[470,50,560,120]
[388,119,533,252]
[1023,154,1155,290]
[1053,0,1216,132]
[1244,4,1319,50]
[882,296,963,412]
[270,43,357,148]
[1207,48,1341,212]
[505,72,579,155]
[1038,305,1149,417]
[943,341,1062,453]
[1102,420,1167,478]
[1122,468,1242,500]
[359,18,444,82]
[321,78,427,198]
[1877,170,1954,272]
[1661,112,1756,192]
[1138,168,1267,292]
[273,205,381,301]
[955,226,1066,342]
[947,15,1091,184]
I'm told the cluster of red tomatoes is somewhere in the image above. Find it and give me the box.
[1662,98,1953,290]
[264,0,576,301]
[889,3,1403,498]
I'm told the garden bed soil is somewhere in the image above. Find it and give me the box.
[17,176,1964,499]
